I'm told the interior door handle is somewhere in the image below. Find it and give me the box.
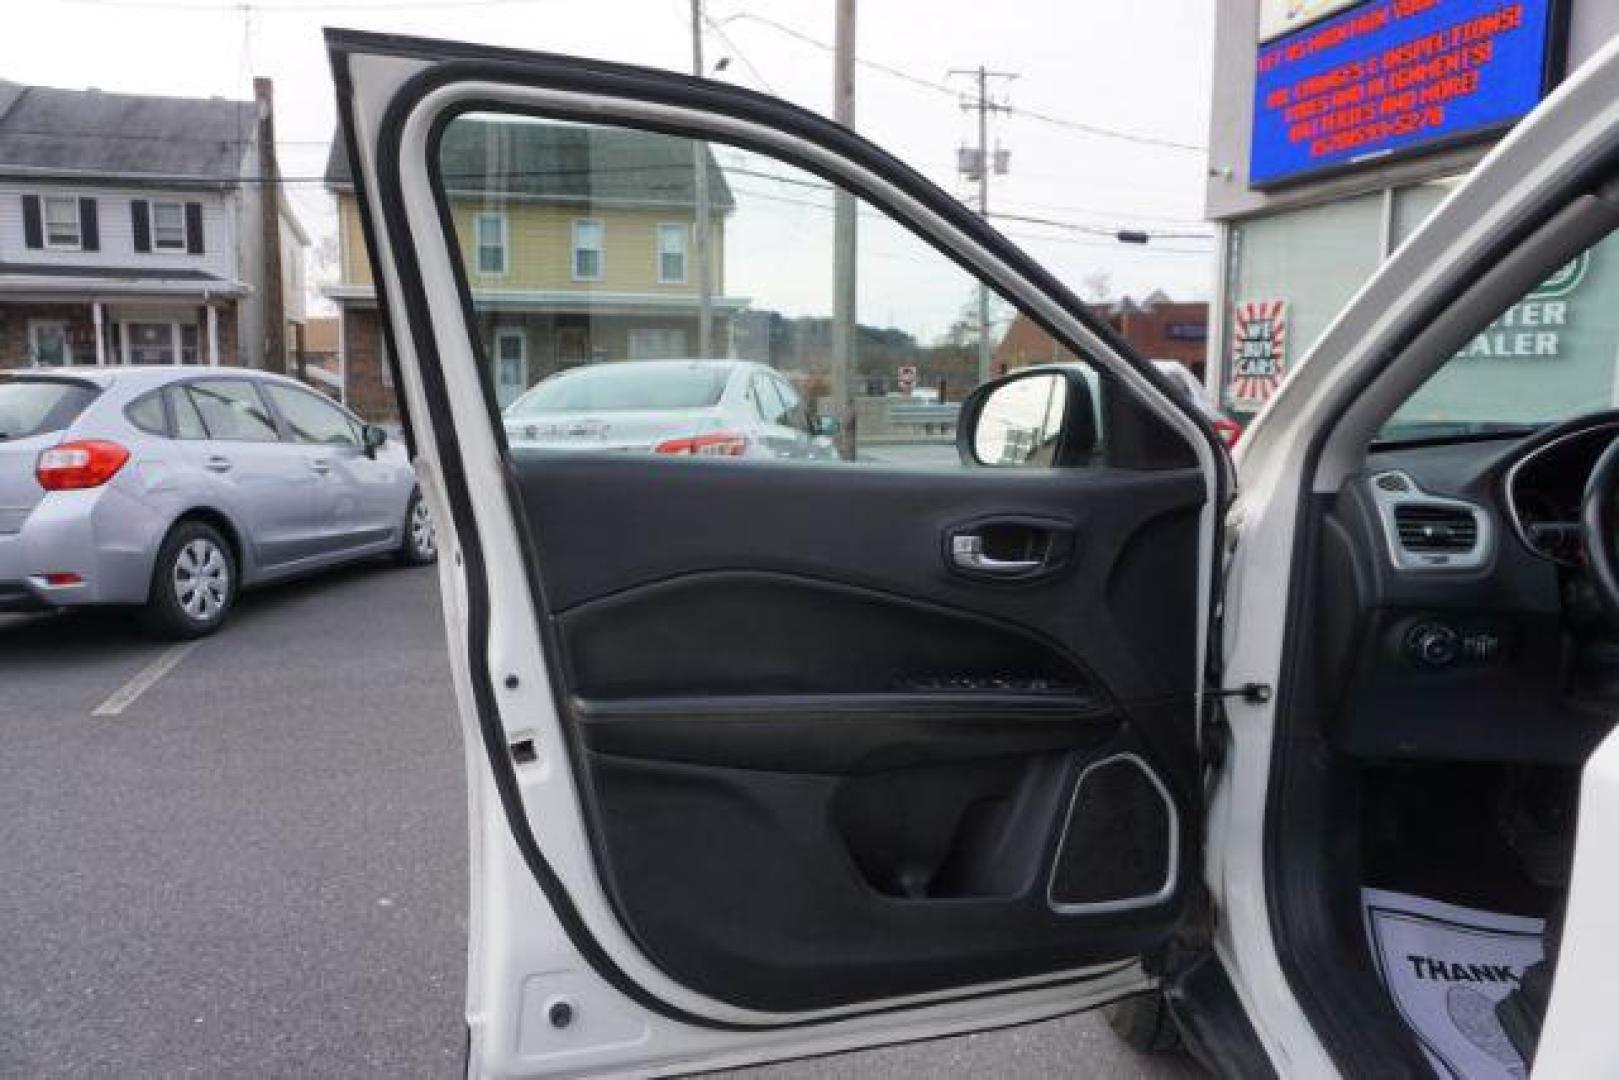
[205,456,232,473]
[950,534,1042,574]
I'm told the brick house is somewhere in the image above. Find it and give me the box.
[995,291,1210,379]
[325,119,740,422]
[0,78,305,371]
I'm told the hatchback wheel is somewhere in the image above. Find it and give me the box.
[395,489,438,567]
[143,522,237,639]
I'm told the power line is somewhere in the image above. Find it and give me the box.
[988,210,1212,243]
[720,11,1206,154]
[701,11,778,96]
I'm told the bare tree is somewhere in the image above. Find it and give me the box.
[1079,271,1113,302]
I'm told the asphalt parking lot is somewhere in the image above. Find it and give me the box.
[0,563,1199,1078]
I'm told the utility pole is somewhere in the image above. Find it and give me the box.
[950,66,1015,387]
[691,0,715,357]
[829,0,858,460]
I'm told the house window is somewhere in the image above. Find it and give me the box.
[626,328,688,359]
[122,321,198,365]
[28,321,71,366]
[656,223,688,284]
[152,202,187,251]
[44,197,81,249]
[572,218,604,281]
[474,212,507,274]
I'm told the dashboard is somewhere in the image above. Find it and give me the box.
[1319,411,1619,765]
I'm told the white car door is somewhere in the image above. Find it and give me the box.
[333,29,1240,1079]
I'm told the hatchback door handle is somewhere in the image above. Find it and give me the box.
[950,534,1042,574]
[310,459,331,475]
[205,456,232,473]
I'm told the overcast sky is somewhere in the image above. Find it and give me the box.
[4,0,1217,321]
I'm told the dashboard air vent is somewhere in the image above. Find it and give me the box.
[1374,471,1413,494]
[1395,504,1479,553]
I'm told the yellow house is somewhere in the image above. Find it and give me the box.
[325,119,740,419]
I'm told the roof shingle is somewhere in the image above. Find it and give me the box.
[0,80,256,183]
[326,117,734,209]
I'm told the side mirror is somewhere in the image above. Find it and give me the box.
[956,367,1097,468]
[362,423,389,457]
[812,414,842,437]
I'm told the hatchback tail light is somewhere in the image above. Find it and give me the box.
[36,440,131,491]
[654,432,749,457]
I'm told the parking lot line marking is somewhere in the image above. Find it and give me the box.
[92,641,202,717]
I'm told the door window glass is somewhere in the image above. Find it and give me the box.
[264,383,359,447]
[125,390,169,437]
[1223,192,1383,417]
[185,379,280,441]
[167,384,208,439]
[436,113,1112,468]
[1383,230,1619,441]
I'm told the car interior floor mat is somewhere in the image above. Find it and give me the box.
[1495,897,1566,1069]
[1362,889,1546,1080]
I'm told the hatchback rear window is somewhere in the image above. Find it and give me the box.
[0,378,99,441]
[508,365,730,414]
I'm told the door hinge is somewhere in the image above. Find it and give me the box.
[1210,682,1273,704]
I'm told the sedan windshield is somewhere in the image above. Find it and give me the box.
[507,364,729,414]
[0,379,98,441]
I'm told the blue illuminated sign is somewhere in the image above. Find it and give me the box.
[1250,0,1560,187]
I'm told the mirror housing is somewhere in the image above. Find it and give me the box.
[812,414,842,437]
[956,366,1099,469]
[362,423,389,457]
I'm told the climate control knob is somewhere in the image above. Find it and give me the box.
[1405,622,1461,669]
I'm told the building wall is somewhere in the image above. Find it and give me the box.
[1109,302,1210,371]
[1204,0,1619,413]
[340,306,398,424]
[336,194,725,294]
[1203,0,1619,223]
[0,184,236,279]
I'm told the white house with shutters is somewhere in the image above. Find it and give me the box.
[0,78,306,371]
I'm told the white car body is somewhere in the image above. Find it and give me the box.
[333,28,1619,1079]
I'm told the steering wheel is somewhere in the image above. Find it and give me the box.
[1581,435,1619,620]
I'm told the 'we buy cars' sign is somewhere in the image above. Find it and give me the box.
[1250,0,1561,187]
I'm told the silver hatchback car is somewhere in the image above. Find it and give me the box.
[0,366,434,637]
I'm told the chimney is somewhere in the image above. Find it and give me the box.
[255,76,289,375]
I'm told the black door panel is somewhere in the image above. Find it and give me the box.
[590,747,1169,1012]
[510,451,1205,1010]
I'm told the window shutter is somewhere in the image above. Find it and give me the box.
[79,198,99,252]
[131,200,151,253]
[21,194,42,249]
[185,202,205,254]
